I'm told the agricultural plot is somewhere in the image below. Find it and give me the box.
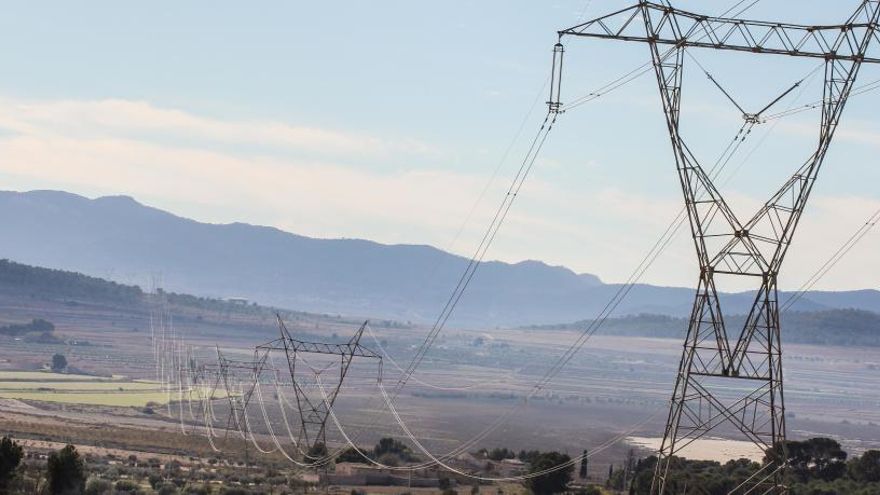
[0,380,158,391]
[0,391,172,407]
[0,371,214,407]
[0,371,110,381]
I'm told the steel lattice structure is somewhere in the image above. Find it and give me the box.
[257,315,381,455]
[553,1,880,493]
[208,348,272,439]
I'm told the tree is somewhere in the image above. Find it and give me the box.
[518,450,541,464]
[47,444,85,494]
[115,479,139,492]
[525,452,573,495]
[148,473,164,489]
[0,436,24,489]
[766,437,848,482]
[84,478,112,495]
[622,448,636,490]
[373,437,407,457]
[164,459,182,477]
[157,484,180,495]
[578,450,588,479]
[52,353,68,372]
[307,442,328,460]
[377,453,400,467]
[373,437,418,462]
[182,484,210,495]
[336,447,368,463]
[488,448,516,461]
[849,450,880,482]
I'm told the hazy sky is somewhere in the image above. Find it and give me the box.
[0,1,878,291]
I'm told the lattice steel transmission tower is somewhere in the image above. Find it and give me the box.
[257,315,382,455]
[211,348,271,440]
[552,2,880,493]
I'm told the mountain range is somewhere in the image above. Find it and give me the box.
[0,190,876,327]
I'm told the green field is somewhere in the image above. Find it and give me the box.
[0,390,174,407]
[0,381,161,391]
[0,371,114,381]
[0,370,220,407]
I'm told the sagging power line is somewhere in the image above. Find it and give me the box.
[144,2,880,490]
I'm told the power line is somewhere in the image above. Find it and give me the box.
[781,206,880,313]
[280,0,774,471]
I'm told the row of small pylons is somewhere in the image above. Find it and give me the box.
[150,295,386,470]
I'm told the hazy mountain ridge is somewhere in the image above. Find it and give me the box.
[1,257,876,347]
[0,190,877,327]
[524,309,880,347]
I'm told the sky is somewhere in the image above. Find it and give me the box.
[0,1,878,291]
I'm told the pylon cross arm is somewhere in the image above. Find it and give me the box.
[559,1,880,63]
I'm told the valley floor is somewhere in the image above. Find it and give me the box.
[0,289,878,484]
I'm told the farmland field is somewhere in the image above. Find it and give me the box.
[0,380,158,391]
[0,371,212,406]
[0,390,171,407]
[0,285,878,480]
[0,371,112,381]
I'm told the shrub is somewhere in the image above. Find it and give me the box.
[84,477,112,495]
[157,483,180,495]
[149,473,164,489]
[115,479,140,492]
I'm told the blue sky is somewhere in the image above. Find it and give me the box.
[0,1,878,291]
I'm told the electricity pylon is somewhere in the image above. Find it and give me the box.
[552,2,880,493]
[256,315,382,456]
[211,348,271,440]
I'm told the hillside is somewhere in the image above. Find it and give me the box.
[0,258,276,319]
[0,190,877,327]
[0,258,876,347]
[526,309,880,347]
[0,258,375,352]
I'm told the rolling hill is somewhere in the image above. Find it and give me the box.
[0,258,876,347]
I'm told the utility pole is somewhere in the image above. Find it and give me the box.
[552,2,880,493]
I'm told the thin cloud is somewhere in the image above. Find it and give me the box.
[0,98,437,158]
[0,96,875,290]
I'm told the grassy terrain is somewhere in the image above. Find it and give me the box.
[0,370,222,406]
[0,380,161,391]
[0,390,171,407]
[0,371,112,381]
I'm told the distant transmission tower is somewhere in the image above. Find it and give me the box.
[256,315,382,455]
[212,348,270,440]
[552,1,880,493]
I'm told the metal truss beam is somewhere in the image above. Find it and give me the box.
[560,1,880,64]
